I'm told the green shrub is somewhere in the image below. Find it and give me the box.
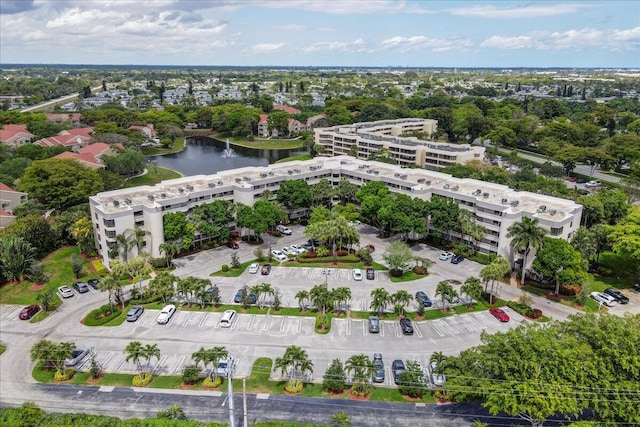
[182,365,200,385]
[221,264,229,272]
[284,381,304,394]
[296,254,360,264]
[129,294,165,305]
[84,304,122,326]
[92,259,107,276]
[54,368,74,381]
[203,376,222,388]
[132,372,153,387]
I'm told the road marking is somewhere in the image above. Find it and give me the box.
[98,386,115,392]
[346,319,351,336]
[362,320,368,336]
[415,324,424,338]
[280,316,287,332]
[470,314,487,329]
[457,315,474,331]
[295,268,302,278]
[115,357,128,373]
[442,319,459,334]
[380,322,386,337]
[263,316,270,331]
[256,393,270,400]
[152,355,168,374]
[396,323,402,338]
[307,269,315,278]
[296,317,302,333]
[99,352,115,370]
[182,312,193,327]
[247,315,256,331]
[198,313,209,328]
[430,322,445,337]
[171,355,186,374]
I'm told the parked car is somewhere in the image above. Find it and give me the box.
[366,268,375,280]
[234,290,257,304]
[220,310,237,328]
[157,304,176,324]
[308,239,321,248]
[271,250,287,262]
[276,224,292,235]
[281,246,292,255]
[585,180,601,187]
[248,263,260,274]
[489,307,510,322]
[227,241,239,249]
[451,254,464,264]
[633,283,640,292]
[439,251,454,261]
[261,264,272,275]
[368,316,380,333]
[590,292,617,307]
[64,348,89,367]
[430,361,446,387]
[216,357,232,377]
[365,244,375,252]
[372,353,385,383]
[73,282,89,294]
[399,318,414,335]
[19,304,40,320]
[126,305,144,322]
[58,286,74,298]
[302,243,314,251]
[576,178,587,184]
[392,359,406,384]
[87,279,100,290]
[444,293,460,304]
[352,269,363,281]
[290,244,306,254]
[604,288,629,304]
[416,291,432,307]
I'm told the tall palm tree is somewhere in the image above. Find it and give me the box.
[191,347,208,370]
[30,339,73,375]
[460,276,483,307]
[392,290,412,316]
[99,275,121,311]
[345,354,376,395]
[115,230,135,262]
[370,288,392,317]
[435,281,454,309]
[295,290,309,311]
[252,283,275,309]
[331,287,352,314]
[506,217,547,285]
[141,344,161,373]
[274,345,313,390]
[159,242,179,267]
[206,347,229,379]
[123,341,145,379]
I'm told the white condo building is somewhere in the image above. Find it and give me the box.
[314,118,485,169]
[90,156,582,270]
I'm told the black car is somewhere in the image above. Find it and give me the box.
[392,359,405,385]
[234,290,257,304]
[261,264,272,275]
[576,178,587,184]
[604,288,629,304]
[227,241,239,249]
[366,268,375,280]
[634,283,640,292]
[72,282,89,293]
[126,305,144,322]
[451,254,464,264]
[87,279,100,290]
[399,318,414,335]
[415,291,432,307]
[368,316,380,333]
[308,239,321,248]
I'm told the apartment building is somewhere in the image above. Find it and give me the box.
[314,118,484,169]
[0,183,28,231]
[90,156,582,270]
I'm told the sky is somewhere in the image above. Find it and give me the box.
[1,0,639,68]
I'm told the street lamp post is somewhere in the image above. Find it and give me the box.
[322,268,331,289]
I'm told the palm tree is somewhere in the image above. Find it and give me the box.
[480,256,511,302]
[252,282,275,309]
[115,230,135,262]
[295,290,309,311]
[331,286,352,314]
[330,411,352,427]
[435,281,454,309]
[309,284,333,325]
[99,275,121,311]
[156,404,186,420]
[460,276,482,307]
[30,340,73,375]
[159,242,179,267]
[345,354,376,395]
[206,347,229,379]
[429,351,446,370]
[141,344,161,373]
[124,341,145,379]
[191,347,208,371]
[392,290,412,316]
[370,288,391,317]
[506,217,547,285]
[131,225,149,255]
[274,345,314,390]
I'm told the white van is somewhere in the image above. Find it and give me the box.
[276,224,292,235]
[220,310,237,328]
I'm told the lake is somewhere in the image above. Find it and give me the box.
[147,136,309,176]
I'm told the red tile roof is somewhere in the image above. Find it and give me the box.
[0,124,34,143]
[273,104,300,115]
[52,142,122,167]
[0,182,17,192]
[45,113,82,123]
[37,127,94,147]
[258,114,269,125]
[0,208,15,217]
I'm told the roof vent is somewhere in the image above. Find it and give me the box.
[260,173,268,178]
[424,180,431,185]
[340,160,347,164]
[268,172,274,176]
[501,198,508,204]
[510,200,519,207]
[444,183,450,189]
[218,180,223,185]
[208,183,216,188]
[147,195,155,201]
[473,189,482,196]
[287,170,294,175]
[113,200,120,207]
[483,192,489,198]
[394,172,401,177]
[124,198,132,205]
[186,185,193,191]
[373,170,379,175]
[417,178,425,183]
[235,177,242,182]
[549,209,557,216]
[451,185,460,191]
[243,176,251,182]
[538,205,547,212]
[161,193,167,198]
[178,188,184,193]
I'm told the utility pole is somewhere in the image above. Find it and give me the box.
[227,356,235,427]
[242,377,248,427]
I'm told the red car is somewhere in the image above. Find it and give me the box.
[489,307,510,322]
[19,304,40,320]
[261,264,272,275]
[227,241,239,249]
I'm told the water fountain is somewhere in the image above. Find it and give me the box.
[222,138,236,158]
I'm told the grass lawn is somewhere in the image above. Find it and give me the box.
[210,260,257,277]
[140,137,185,156]
[275,154,313,163]
[280,260,388,270]
[390,271,428,283]
[126,166,182,187]
[0,246,98,307]
[0,344,5,356]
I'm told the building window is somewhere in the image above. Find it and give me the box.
[550,226,563,236]
[103,219,115,227]
[106,230,116,238]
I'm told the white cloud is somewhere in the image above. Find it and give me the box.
[256,0,435,15]
[275,24,304,31]
[481,27,640,50]
[378,35,472,52]
[303,38,366,53]
[249,43,286,53]
[449,3,591,19]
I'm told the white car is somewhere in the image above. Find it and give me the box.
[157,304,176,324]
[248,263,260,274]
[353,269,363,281]
[276,224,292,235]
[430,361,446,387]
[585,180,601,187]
[281,246,291,255]
[589,292,616,307]
[290,244,306,254]
[58,286,74,298]
[439,252,454,261]
[271,250,287,262]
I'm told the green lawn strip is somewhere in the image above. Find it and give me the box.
[149,375,184,389]
[210,260,256,277]
[140,137,185,156]
[453,302,489,314]
[389,271,428,283]
[275,154,313,163]
[126,166,182,187]
[280,260,387,270]
[0,247,99,305]
[0,344,5,356]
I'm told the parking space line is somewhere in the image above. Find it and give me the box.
[171,355,186,375]
[198,313,209,328]
[470,314,487,329]
[247,315,256,331]
[362,320,368,336]
[280,316,287,332]
[442,319,459,334]
[152,355,168,375]
[457,315,474,331]
[346,319,351,336]
[395,323,402,338]
[295,268,302,278]
[263,316,270,331]
[296,317,302,333]
[415,324,424,338]
[98,352,114,369]
[430,321,445,337]
[380,322,386,337]
[307,269,314,278]
[182,312,193,327]
[115,357,128,373]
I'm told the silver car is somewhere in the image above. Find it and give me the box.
[372,354,385,383]
[126,305,144,322]
[64,348,89,367]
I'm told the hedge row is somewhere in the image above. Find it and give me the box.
[84,304,122,326]
[295,254,361,264]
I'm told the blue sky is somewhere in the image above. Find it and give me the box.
[1,0,638,67]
